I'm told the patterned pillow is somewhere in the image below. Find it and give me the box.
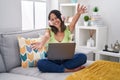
[18,36,47,68]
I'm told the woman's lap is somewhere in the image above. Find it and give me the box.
[37,53,87,72]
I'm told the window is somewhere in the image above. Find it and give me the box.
[21,0,46,30]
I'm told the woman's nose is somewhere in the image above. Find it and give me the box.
[53,19,57,23]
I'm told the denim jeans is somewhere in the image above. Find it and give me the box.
[37,53,87,73]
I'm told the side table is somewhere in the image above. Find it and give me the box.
[95,51,120,62]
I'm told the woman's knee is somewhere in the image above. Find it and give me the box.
[80,53,87,59]
[75,53,87,63]
[37,59,47,72]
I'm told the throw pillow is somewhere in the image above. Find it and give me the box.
[18,36,47,68]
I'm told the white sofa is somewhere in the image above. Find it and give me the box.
[0,29,93,80]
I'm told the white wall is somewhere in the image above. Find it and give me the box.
[49,0,59,10]
[58,0,120,45]
[49,0,70,10]
[0,0,22,32]
[83,0,120,45]
[0,0,49,33]
[0,0,120,45]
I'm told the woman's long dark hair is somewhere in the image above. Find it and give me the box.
[48,10,66,34]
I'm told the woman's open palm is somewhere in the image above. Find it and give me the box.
[31,42,42,50]
[77,4,87,14]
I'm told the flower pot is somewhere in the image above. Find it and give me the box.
[84,21,89,26]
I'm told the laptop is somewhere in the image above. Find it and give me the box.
[47,43,76,60]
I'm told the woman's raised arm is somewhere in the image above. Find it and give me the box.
[69,4,87,32]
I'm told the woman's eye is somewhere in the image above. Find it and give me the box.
[55,17,57,19]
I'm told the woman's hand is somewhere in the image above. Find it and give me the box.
[77,4,87,15]
[31,42,43,50]
[31,29,50,50]
[69,4,87,32]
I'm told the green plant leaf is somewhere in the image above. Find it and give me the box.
[84,15,90,21]
[93,6,99,12]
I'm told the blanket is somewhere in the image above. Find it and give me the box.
[66,60,120,80]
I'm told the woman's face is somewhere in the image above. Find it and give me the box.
[49,13,61,28]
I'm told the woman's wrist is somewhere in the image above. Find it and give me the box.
[76,12,82,16]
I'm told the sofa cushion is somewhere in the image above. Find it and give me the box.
[39,73,72,80]
[18,37,47,68]
[0,35,6,72]
[0,54,6,72]
[0,29,46,71]
[10,67,71,80]
[10,67,42,77]
[0,73,43,80]
[10,60,94,80]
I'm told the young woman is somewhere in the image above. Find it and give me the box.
[31,4,87,73]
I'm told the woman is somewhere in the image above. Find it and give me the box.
[31,4,87,73]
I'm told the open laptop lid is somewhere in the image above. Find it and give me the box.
[47,43,76,60]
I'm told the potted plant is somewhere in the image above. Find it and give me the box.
[93,6,99,15]
[84,15,90,22]
[84,15,90,26]
[93,6,99,12]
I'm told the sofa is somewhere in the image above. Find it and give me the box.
[0,29,94,80]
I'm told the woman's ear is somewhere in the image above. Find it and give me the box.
[48,20,53,26]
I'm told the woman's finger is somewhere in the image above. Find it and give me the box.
[31,45,36,49]
[31,43,36,45]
